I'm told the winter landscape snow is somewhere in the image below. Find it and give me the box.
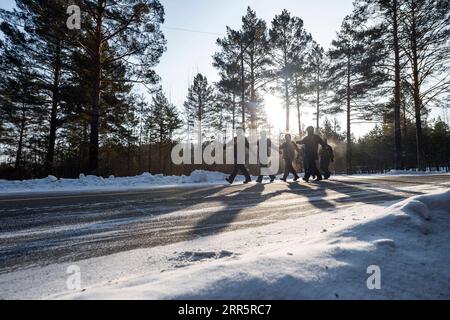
[0,170,447,195]
[1,184,449,300]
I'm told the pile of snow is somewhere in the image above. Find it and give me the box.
[344,169,449,178]
[188,170,227,183]
[1,170,448,195]
[3,189,448,300]
[386,169,449,175]
[0,170,229,194]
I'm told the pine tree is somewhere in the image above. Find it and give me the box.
[184,74,216,142]
[241,7,271,129]
[269,10,312,133]
[0,17,45,173]
[355,0,408,170]
[214,28,247,134]
[399,0,450,170]
[427,118,450,170]
[1,1,76,174]
[134,95,151,170]
[213,7,272,132]
[328,13,387,174]
[213,36,241,137]
[148,92,182,172]
[212,91,233,142]
[289,50,307,136]
[321,118,346,142]
[71,0,166,174]
[307,42,330,133]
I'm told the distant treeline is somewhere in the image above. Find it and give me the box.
[0,0,449,179]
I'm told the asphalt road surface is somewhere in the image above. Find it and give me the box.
[0,175,449,274]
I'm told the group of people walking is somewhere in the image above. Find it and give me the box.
[226,126,334,185]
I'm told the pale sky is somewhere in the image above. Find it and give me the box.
[156,0,354,102]
[156,0,356,135]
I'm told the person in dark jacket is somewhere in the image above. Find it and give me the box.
[225,130,251,184]
[279,134,300,182]
[319,139,334,180]
[256,138,277,183]
[296,126,327,182]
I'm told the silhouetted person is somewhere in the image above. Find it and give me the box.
[225,130,251,184]
[319,139,334,180]
[279,134,300,182]
[297,126,327,182]
[297,146,316,180]
[256,138,277,183]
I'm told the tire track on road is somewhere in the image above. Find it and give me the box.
[0,175,447,273]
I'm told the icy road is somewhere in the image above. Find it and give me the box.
[0,175,449,274]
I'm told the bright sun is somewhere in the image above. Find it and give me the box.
[263,94,315,135]
[264,95,285,133]
[263,94,380,139]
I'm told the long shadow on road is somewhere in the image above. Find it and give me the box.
[0,178,429,272]
[191,179,426,238]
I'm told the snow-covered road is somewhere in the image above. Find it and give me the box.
[0,174,449,299]
[1,175,448,274]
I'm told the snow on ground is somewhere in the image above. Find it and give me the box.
[0,170,448,195]
[1,189,449,300]
[0,170,228,195]
[360,168,449,175]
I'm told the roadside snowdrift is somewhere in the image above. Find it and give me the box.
[0,171,448,195]
[39,189,450,300]
[0,170,228,194]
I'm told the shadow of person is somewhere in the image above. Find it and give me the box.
[191,183,271,237]
[171,206,449,300]
[318,180,424,206]
[285,182,336,212]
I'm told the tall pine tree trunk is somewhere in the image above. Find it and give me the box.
[127,139,131,174]
[148,138,152,173]
[45,41,61,174]
[284,76,290,132]
[240,41,246,132]
[284,50,290,132]
[138,138,142,172]
[232,92,236,137]
[250,53,256,129]
[15,104,26,170]
[402,101,408,145]
[81,120,88,172]
[294,75,302,136]
[138,115,143,171]
[159,129,163,173]
[393,0,403,170]
[346,56,352,175]
[413,63,424,171]
[411,5,424,171]
[316,66,320,133]
[89,0,104,174]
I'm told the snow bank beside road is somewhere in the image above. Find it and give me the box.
[33,189,448,300]
[0,170,448,195]
[386,169,449,175]
[0,170,228,194]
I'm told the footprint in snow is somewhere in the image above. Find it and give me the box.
[170,250,235,266]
